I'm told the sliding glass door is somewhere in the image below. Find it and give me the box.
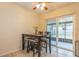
[47,20,57,46]
[47,15,73,52]
[58,16,73,51]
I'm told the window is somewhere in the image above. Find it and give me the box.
[47,15,73,39]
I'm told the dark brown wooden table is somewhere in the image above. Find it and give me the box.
[22,34,51,57]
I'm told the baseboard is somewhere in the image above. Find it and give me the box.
[0,48,21,57]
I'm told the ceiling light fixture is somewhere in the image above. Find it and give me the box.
[33,2,48,10]
[36,4,40,9]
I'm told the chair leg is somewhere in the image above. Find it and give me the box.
[48,38,51,54]
[49,43,51,53]
[46,42,47,53]
[27,40,30,53]
[49,46,51,53]
[33,49,35,57]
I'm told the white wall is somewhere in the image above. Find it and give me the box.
[0,3,39,56]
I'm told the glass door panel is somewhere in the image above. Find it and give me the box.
[47,20,57,46]
[58,16,73,50]
[51,24,57,46]
[65,22,73,50]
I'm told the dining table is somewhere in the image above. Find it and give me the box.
[22,33,51,57]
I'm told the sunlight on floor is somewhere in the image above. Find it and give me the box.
[51,41,73,50]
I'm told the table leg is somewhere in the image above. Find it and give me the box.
[46,41,47,53]
[49,37,51,53]
[38,38,41,57]
[38,46,41,57]
[22,34,25,50]
[27,40,30,53]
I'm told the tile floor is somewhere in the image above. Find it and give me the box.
[3,46,74,57]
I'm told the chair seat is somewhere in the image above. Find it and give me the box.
[25,37,33,39]
[26,37,33,39]
[41,38,47,42]
[29,39,38,43]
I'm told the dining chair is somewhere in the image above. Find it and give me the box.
[22,34,42,57]
[25,36,40,57]
[24,37,33,53]
[40,31,51,53]
[28,39,39,57]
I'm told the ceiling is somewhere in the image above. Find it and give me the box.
[16,2,73,13]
